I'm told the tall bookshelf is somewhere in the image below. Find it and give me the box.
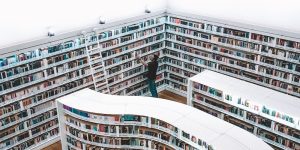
[187,70,300,150]
[0,9,299,149]
[163,12,300,98]
[0,12,168,150]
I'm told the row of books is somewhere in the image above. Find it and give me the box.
[31,119,58,136]
[163,49,181,58]
[116,73,165,94]
[9,127,59,150]
[136,25,164,38]
[69,116,175,136]
[152,118,178,133]
[99,18,165,43]
[102,35,163,59]
[85,35,97,44]
[64,97,213,149]
[0,62,90,93]
[0,16,166,69]
[129,80,165,96]
[251,33,275,43]
[0,102,20,116]
[107,74,122,85]
[120,34,134,43]
[104,52,134,66]
[167,24,261,51]
[104,53,162,91]
[67,126,151,147]
[287,51,300,61]
[193,82,222,98]
[206,24,223,33]
[258,66,290,80]
[261,45,286,57]
[65,117,200,150]
[216,36,260,51]
[191,87,300,149]
[0,60,44,80]
[123,66,143,78]
[277,39,300,49]
[163,56,182,66]
[101,40,141,58]
[125,79,148,94]
[169,17,300,51]
[0,117,57,146]
[104,44,163,67]
[164,45,298,93]
[30,101,55,115]
[100,39,119,49]
[0,48,86,82]
[165,80,187,92]
[0,121,27,140]
[109,63,164,95]
[165,50,295,91]
[0,108,57,143]
[0,49,47,68]
[169,17,205,29]
[64,105,118,122]
[0,105,54,129]
[168,73,188,84]
[170,17,250,40]
[166,34,300,83]
[182,53,218,68]
[169,31,299,76]
[166,65,196,78]
[121,17,165,34]
[215,45,258,61]
[166,21,299,92]
[28,77,92,105]
[1,75,92,112]
[97,17,166,41]
[120,25,165,44]
[169,33,258,66]
[223,27,249,38]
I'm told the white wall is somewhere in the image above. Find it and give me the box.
[0,0,166,48]
[0,0,300,49]
[167,0,300,33]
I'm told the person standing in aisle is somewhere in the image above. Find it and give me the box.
[137,54,159,97]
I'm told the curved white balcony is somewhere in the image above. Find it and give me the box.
[57,88,272,150]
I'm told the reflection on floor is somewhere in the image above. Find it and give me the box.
[158,90,187,104]
[42,90,186,150]
[42,141,62,150]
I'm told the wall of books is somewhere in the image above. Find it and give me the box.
[0,10,299,149]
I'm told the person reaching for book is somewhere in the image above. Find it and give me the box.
[136,54,159,98]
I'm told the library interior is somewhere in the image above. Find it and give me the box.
[0,0,300,150]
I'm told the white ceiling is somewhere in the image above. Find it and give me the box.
[0,0,300,49]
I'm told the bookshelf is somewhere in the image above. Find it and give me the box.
[0,9,300,149]
[56,88,272,150]
[0,12,168,149]
[164,13,300,98]
[188,70,300,150]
